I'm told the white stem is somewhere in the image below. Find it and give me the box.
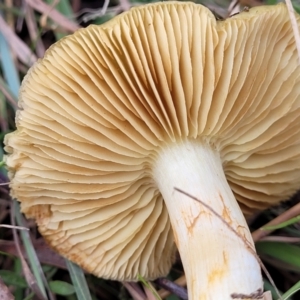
[152,139,263,300]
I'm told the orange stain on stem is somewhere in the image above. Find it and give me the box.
[207,251,229,285]
[186,210,203,235]
[180,206,208,236]
[219,192,234,225]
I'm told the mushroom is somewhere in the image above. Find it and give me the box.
[4,2,300,299]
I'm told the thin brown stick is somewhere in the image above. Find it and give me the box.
[143,282,159,300]
[0,224,29,231]
[122,282,146,300]
[260,236,300,243]
[252,202,300,242]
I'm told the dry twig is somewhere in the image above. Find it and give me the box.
[122,282,146,300]
[0,15,37,66]
[25,0,80,32]
[252,202,300,242]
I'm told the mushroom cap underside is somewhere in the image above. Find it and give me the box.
[4,2,300,280]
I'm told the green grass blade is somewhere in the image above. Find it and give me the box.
[256,242,300,271]
[0,270,27,288]
[54,0,74,18]
[45,0,74,40]
[65,259,92,300]
[280,280,300,300]
[49,280,75,296]
[292,0,300,14]
[13,201,49,299]
[262,215,300,230]
[14,258,25,300]
[138,274,162,300]
[284,227,300,237]
[23,293,35,300]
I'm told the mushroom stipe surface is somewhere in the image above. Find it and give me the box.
[4,2,300,299]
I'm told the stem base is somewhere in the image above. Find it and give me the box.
[153,139,263,300]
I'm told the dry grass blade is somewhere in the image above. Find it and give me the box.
[138,276,161,300]
[25,0,80,32]
[24,2,45,58]
[260,236,300,243]
[157,277,187,299]
[4,0,14,28]
[10,202,47,300]
[0,15,37,66]
[0,276,14,300]
[0,76,18,110]
[143,283,160,300]
[228,0,240,16]
[285,0,300,63]
[65,259,92,300]
[0,224,29,230]
[80,0,110,23]
[14,201,56,300]
[252,202,300,242]
[123,282,146,300]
